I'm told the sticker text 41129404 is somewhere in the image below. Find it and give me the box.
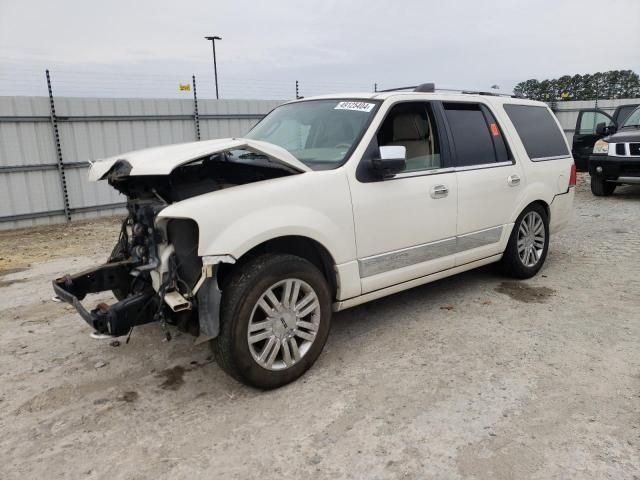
[334,101,376,113]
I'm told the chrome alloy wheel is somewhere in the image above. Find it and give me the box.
[517,211,545,267]
[247,278,321,371]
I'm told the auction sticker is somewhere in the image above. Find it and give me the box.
[334,101,376,112]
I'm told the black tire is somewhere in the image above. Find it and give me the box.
[498,204,549,279]
[590,175,616,196]
[211,254,332,389]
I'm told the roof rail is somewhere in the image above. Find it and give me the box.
[378,85,418,92]
[376,83,516,97]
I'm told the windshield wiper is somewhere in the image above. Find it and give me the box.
[622,124,640,129]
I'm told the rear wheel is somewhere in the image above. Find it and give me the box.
[211,254,332,389]
[499,204,549,279]
[590,175,616,196]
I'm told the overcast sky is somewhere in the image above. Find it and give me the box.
[1,0,639,99]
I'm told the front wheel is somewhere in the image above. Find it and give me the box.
[590,175,616,196]
[499,204,549,279]
[211,254,332,389]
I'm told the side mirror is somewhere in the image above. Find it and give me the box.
[596,122,617,136]
[371,146,406,178]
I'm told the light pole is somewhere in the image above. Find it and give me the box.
[204,35,222,99]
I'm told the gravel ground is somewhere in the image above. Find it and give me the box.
[1,174,639,480]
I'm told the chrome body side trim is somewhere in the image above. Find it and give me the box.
[390,161,514,180]
[358,226,504,278]
[358,238,457,278]
[455,161,513,172]
[456,226,503,251]
[530,155,572,162]
[393,167,454,179]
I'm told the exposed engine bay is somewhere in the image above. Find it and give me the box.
[52,152,295,339]
[105,151,292,201]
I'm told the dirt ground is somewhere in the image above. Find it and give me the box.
[1,174,639,480]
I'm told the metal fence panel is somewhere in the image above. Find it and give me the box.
[0,169,65,217]
[3,94,637,230]
[0,96,55,168]
[198,98,282,139]
[0,96,284,230]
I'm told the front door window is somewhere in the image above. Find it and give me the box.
[377,102,441,172]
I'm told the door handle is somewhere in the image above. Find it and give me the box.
[507,174,520,187]
[430,184,449,199]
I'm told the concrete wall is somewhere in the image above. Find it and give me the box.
[0,96,283,230]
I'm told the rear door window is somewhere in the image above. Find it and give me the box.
[503,104,570,160]
[443,102,511,167]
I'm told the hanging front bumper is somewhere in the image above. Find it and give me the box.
[52,260,159,337]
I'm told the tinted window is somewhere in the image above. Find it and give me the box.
[443,103,498,167]
[616,105,638,125]
[377,102,441,172]
[504,104,570,160]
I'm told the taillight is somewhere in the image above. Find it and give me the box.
[569,163,577,187]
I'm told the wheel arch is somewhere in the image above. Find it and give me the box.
[217,235,339,300]
[511,192,551,223]
[504,199,551,244]
[526,199,551,221]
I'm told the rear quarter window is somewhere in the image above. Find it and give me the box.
[503,104,569,160]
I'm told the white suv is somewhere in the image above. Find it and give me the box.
[53,84,575,388]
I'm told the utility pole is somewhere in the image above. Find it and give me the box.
[204,36,222,99]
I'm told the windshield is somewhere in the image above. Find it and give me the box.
[622,106,640,128]
[245,99,380,169]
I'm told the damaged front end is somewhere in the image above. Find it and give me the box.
[52,203,223,339]
[53,142,300,339]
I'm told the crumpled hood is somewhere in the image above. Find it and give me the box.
[88,138,311,181]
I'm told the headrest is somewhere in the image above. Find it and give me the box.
[392,113,427,141]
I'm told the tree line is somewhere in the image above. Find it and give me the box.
[513,70,640,101]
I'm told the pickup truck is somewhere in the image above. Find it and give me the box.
[588,105,640,195]
[572,103,639,170]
